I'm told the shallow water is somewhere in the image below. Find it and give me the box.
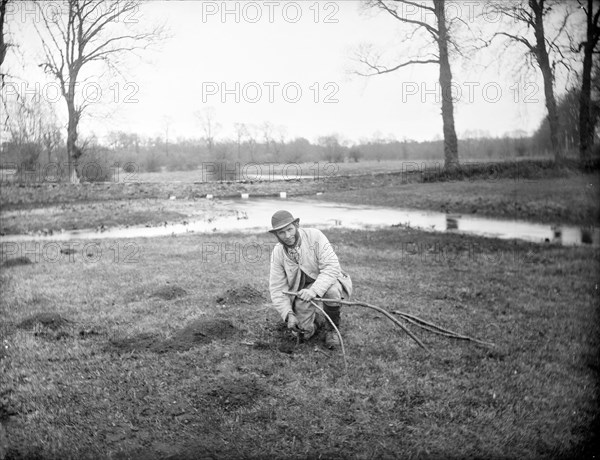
[0,197,598,246]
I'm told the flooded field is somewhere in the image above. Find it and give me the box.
[1,198,597,246]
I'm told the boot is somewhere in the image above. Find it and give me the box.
[324,330,340,349]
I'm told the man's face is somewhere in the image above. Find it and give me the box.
[276,223,298,247]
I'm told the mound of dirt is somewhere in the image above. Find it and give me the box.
[16,313,73,341]
[2,257,33,268]
[216,284,265,306]
[17,312,70,330]
[151,285,188,301]
[106,319,238,354]
[203,377,267,410]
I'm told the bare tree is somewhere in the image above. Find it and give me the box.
[318,134,344,162]
[162,115,172,156]
[575,0,600,164]
[2,86,63,177]
[262,121,275,158]
[233,122,248,160]
[41,117,62,164]
[1,0,10,146]
[272,124,287,160]
[0,0,8,73]
[357,0,459,170]
[488,0,576,163]
[245,123,259,161]
[195,107,220,156]
[34,0,164,183]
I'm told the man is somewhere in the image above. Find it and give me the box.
[268,210,352,348]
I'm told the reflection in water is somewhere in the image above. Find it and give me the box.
[444,214,598,246]
[446,216,459,231]
[0,198,598,247]
[552,225,562,241]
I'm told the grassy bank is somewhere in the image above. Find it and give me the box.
[0,198,235,236]
[316,174,600,226]
[1,228,598,458]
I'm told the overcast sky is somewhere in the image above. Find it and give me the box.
[4,0,580,144]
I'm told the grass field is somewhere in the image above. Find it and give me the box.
[130,158,556,184]
[131,160,429,183]
[1,226,598,459]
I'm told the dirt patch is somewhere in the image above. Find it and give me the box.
[251,320,316,354]
[17,312,70,330]
[216,284,265,306]
[15,313,74,341]
[151,284,188,301]
[1,257,33,268]
[203,377,267,410]
[106,319,238,354]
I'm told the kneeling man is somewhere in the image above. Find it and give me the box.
[268,210,352,348]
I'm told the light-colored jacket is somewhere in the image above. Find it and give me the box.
[269,227,350,320]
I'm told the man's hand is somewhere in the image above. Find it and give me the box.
[286,312,299,330]
[297,289,316,302]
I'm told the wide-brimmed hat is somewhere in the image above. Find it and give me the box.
[269,210,299,233]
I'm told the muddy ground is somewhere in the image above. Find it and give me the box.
[0,198,235,235]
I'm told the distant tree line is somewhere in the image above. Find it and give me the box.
[0,127,571,182]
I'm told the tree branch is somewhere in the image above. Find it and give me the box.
[374,0,439,37]
[395,0,435,13]
[492,31,536,53]
[83,31,158,64]
[84,1,138,45]
[356,57,439,76]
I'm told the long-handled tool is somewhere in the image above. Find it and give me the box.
[391,310,495,347]
[283,291,348,372]
[283,291,432,354]
[308,299,348,373]
[284,291,494,350]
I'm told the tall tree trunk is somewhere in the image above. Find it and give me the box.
[531,0,561,162]
[0,0,7,71]
[435,0,459,171]
[66,104,80,184]
[579,46,593,165]
[579,0,596,166]
[539,62,560,161]
[66,73,80,184]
